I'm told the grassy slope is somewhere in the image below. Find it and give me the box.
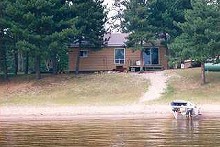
[0,73,148,106]
[154,68,220,105]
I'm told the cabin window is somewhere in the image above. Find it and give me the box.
[114,48,125,64]
[143,47,159,65]
[80,50,88,58]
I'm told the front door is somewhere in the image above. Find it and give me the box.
[143,47,159,65]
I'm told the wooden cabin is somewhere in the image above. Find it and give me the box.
[68,33,168,72]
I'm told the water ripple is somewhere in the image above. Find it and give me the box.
[0,118,220,146]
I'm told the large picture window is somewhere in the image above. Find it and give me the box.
[114,48,125,64]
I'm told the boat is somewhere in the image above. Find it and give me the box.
[170,100,201,119]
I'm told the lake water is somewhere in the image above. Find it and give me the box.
[1,118,220,146]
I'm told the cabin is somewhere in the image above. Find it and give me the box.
[68,33,168,72]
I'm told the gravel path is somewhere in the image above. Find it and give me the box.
[138,71,168,103]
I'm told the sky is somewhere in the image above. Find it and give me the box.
[103,0,122,32]
[103,0,115,19]
[103,0,114,9]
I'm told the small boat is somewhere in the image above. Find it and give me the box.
[170,100,201,119]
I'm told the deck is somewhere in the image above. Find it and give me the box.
[129,65,164,71]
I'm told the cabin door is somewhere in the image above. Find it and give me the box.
[143,48,159,65]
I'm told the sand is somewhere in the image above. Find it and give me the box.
[1,104,220,121]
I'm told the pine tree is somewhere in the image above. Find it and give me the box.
[148,0,192,41]
[7,0,77,79]
[171,0,220,84]
[122,0,154,71]
[71,0,107,74]
[0,0,12,80]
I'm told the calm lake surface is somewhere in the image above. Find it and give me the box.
[1,118,220,147]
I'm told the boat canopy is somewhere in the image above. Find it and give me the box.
[170,100,188,106]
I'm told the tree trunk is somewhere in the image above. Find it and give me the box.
[201,62,206,85]
[13,35,18,75]
[2,47,8,80]
[0,40,8,80]
[35,55,41,79]
[52,52,58,75]
[14,50,18,75]
[75,39,82,75]
[140,50,144,72]
[75,48,80,75]
[0,39,3,76]
[25,51,29,74]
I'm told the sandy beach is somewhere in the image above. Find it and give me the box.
[1,104,220,121]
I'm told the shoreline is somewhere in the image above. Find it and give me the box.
[1,104,220,121]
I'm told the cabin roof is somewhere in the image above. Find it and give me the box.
[104,33,128,47]
[69,33,128,48]
[104,33,163,47]
[69,33,163,48]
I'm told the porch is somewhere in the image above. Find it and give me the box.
[129,65,164,72]
[128,47,164,71]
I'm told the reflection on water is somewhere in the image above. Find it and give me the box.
[1,118,220,146]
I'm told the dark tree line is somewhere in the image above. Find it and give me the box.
[1,0,219,84]
[0,0,106,80]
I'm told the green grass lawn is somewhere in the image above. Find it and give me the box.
[154,68,220,105]
[0,73,149,106]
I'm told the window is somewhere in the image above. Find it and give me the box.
[143,47,159,65]
[80,50,88,58]
[151,48,159,64]
[114,48,125,64]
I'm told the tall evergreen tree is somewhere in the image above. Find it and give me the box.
[71,0,107,74]
[7,0,77,79]
[45,1,78,74]
[112,0,192,64]
[147,0,192,67]
[171,0,220,84]
[122,0,154,71]
[148,0,192,41]
[0,0,11,80]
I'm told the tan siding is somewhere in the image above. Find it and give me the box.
[125,49,141,67]
[68,46,168,72]
[69,48,115,71]
[159,46,168,69]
